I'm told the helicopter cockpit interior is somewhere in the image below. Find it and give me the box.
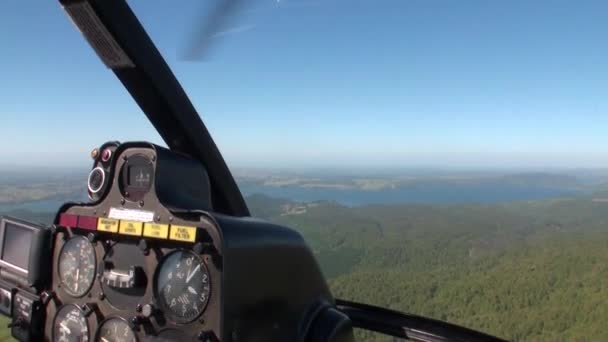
[0,0,509,341]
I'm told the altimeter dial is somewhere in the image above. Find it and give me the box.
[154,250,211,323]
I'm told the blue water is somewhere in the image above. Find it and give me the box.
[240,183,582,207]
[0,183,582,213]
[0,193,87,213]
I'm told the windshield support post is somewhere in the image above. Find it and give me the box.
[59,0,250,216]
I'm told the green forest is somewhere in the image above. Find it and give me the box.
[2,195,608,341]
[248,194,608,341]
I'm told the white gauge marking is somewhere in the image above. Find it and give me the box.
[188,286,197,295]
[75,268,80,292]
[59,322,71,334]
[186,264,200,283]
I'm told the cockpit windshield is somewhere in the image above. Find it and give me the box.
[1,1,608,341]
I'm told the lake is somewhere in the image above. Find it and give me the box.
[240,182,582,207]
[0,182,583,214]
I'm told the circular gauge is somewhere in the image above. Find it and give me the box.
[154,250,211,323]
[58,235,97,297]
[96,317,137,342]
[53,304,90,342]
[87,167,105,194]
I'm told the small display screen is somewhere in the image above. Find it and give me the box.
[1,223,32,270]
[128,164,153,189]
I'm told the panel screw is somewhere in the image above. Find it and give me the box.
[121,198,126,205]
[141,304,155,318]
[91,148,99,159]
[139,200,144,207]
[98,293,105,300]
[87,233,96,243]
[129,316,140,331]
[136,304,143,313]
[197,331,212,341]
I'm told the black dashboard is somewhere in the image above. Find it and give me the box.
[0,142,339,342]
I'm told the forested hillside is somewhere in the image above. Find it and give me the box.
[2,196,608,341]
[248,196,608,341]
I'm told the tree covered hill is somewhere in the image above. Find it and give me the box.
[2,195,608,341]
[248,195,608,341]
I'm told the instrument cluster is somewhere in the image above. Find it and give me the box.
[1,141,335,342]
[47,142,221,341]
[48,230,218,342]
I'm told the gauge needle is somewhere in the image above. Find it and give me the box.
[186,264,200,283]
[188,286,197,295]
[101,337,110,342]
[60,322,71,334]
[75,268,79,292]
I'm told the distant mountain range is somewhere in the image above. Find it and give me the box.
[0,169,602,210]
[237,172,592,206]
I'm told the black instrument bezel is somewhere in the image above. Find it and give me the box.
[95,316,138,342]
[57,235,97,298]
[52,303,91,342]
[153,249,212,324]
[119,153,154,203]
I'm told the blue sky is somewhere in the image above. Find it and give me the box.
[1,0,607,169]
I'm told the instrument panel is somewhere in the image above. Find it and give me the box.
[1,141,336,342]
[48,142,221,341]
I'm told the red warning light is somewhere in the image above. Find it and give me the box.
[77,216,98,231]
[59,213,78,227]
[101,148,112,162]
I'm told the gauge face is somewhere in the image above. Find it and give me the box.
[58,235,96,297]
[53,304,89,342]
[96,318,137,342]
[155,250,211,323]
[120,154,154,202]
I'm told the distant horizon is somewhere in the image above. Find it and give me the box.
[2,162,608,176]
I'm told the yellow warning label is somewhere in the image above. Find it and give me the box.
[119,220,143,236]
[169,225,197,242]
[143,223,169,239]
[97,218,118,233]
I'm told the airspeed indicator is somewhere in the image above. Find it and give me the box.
[58,235,96,297]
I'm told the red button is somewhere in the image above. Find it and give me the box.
[101,148,112,162]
